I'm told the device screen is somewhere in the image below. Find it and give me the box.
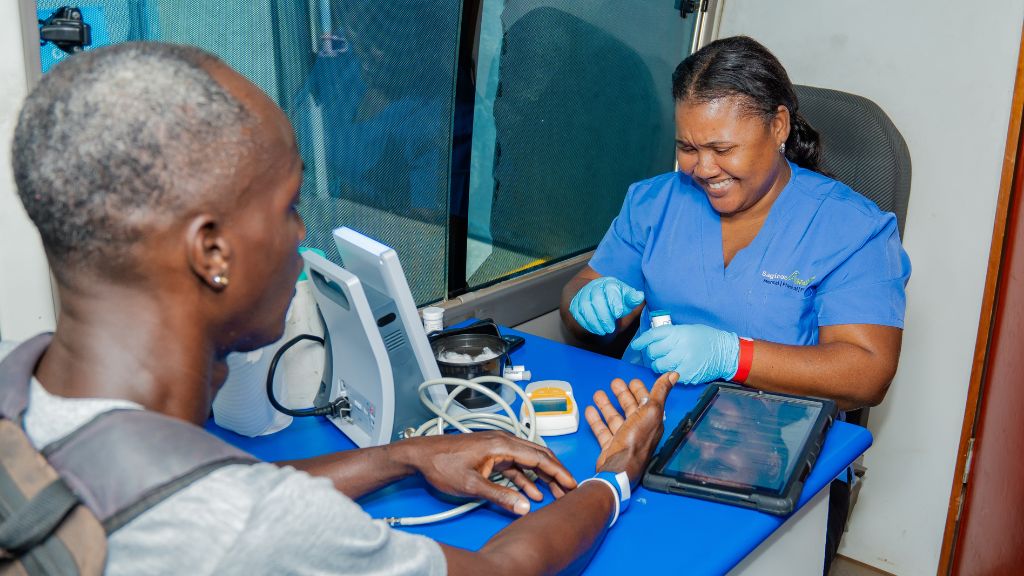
[661,388,822,494]
[532,397,568,413]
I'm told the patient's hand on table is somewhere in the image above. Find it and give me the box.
[586,372,679,486]
[408,431,577,516]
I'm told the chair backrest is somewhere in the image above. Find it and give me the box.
[793,86,911,430]
[794,85,912,236]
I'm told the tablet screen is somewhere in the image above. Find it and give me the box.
[660,388,822,494]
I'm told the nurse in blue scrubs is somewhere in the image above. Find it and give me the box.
[560,35,911,574]
[561,35,910,411]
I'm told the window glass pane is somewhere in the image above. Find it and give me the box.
[36,0,697,303]
[37,0,462,305]
[293,1,463,305]
[466,1,698,287]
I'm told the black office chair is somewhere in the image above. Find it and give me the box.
[794,85,912,427]
[794,85,912,236]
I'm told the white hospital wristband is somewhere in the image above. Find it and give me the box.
[581,470,631,527]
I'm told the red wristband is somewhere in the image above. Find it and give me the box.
[733,337,754,384]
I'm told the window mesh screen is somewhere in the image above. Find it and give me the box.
[291,1,462,305]
[466,1,693,288]
[39,0,462,305]
[37,0,694,304]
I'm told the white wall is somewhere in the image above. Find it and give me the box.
[719,1,1024,573]
[0,1,56,340]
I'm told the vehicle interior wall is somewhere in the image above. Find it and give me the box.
[0,1,54,342]
[718,1,1024,574]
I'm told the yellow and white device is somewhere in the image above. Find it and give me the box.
[521,380,579,436]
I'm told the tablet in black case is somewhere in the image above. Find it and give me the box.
[643,383,837,516]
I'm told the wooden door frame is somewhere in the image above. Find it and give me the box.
[937,22,1024,575]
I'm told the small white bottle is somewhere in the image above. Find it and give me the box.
[421,306,445,334]
[650,310,673,328]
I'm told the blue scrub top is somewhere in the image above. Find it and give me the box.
[590,162,911,368]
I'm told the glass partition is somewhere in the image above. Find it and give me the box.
[35,0,698,304]
[465,1,698,290]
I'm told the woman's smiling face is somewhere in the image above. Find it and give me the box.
[674,95,791,217]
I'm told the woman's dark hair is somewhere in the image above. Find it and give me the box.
[672,36,822,172]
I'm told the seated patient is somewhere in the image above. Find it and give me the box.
[7,42,676,574]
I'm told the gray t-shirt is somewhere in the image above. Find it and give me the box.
[15,359,446,575]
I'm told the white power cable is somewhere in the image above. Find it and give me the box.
[382,376,541,526]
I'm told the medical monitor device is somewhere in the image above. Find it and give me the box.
[302,227,441,448]
[643,384,836,516]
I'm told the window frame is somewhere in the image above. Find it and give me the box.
[437,0,721,327]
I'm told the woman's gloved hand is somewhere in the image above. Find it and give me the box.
[569,277,645,335]
[630,324,739,384]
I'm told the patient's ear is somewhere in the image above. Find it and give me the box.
[186,214,232,292]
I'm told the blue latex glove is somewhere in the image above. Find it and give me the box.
[630,324,740,385]
[569,277,645,335]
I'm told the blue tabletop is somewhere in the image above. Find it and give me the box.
[207,328,872,575]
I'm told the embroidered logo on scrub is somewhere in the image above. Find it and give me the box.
[761,270,815,293]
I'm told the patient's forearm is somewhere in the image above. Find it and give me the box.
[278,439,418,499]
[443,481,614,576]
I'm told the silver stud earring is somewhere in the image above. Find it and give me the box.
[779,142,786,154]
[212,274,230,288]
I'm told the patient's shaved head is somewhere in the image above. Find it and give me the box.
[12,42,258,280]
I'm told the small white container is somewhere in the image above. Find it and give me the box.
[422,306,445,334]
[503,365,532,381]
[650,310,673,328]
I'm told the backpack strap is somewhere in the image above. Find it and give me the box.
[0,453,79,557]
[0,418,107,575]
[44,409,257,533]
[0,334,260,534]
[0,333,53,423]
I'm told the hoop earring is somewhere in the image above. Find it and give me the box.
[779,142,786,154]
